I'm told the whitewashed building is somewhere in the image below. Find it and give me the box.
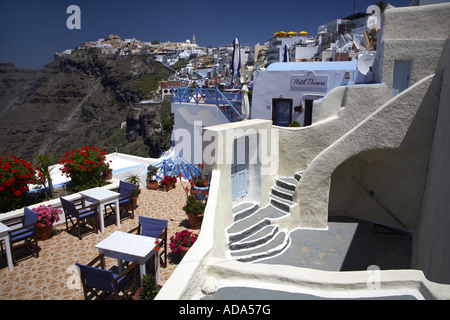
[251,60,371,126]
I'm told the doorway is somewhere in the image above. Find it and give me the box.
[391,61,412,98]
[272,98,292,126]
[304,99,314,126]
[231,136,249,200]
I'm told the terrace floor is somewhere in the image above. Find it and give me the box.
[0,183,197,300]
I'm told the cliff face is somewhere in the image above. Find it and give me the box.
[0,51,174,162]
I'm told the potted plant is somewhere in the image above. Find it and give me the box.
[125,174,141,209]
[159,175,177,192]
[169,229,198,257]
[146,165,159,190]
[182,195,206,229]
[32,204,62,240]
[134,273,161,300]
[192,177,209,201]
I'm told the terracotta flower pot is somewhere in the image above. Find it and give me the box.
[160,184,174,192]
[36,224,53,240]
[133,285,162,300]
[179,246,190,258]
[186,213,204,229]
[146,181,159,190]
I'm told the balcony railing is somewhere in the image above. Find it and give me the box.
[172,87,244,122]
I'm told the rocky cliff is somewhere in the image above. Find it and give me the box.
[0,50,174,162]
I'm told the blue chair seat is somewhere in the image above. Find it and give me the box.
[104,181,135,220]
[60,197,98,240]
[2,207,40,266]
[10,228,35,243]
[75,254,139,300]
[128,216,168,268]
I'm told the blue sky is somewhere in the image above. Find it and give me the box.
[0,0,410,70]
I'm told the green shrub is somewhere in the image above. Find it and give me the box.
[182,195,206,216]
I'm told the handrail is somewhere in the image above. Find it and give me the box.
[172,87,244,122]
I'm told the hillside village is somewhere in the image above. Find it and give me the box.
[2,1,450,302]
[56,4,384,93]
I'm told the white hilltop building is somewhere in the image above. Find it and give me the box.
[158,3,450,300]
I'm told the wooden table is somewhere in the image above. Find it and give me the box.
[95,231,160,284]
[79,187,120,233]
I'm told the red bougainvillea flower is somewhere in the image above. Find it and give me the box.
[58,145,110,192]
[154,239,161,252]
[0,155,36,212]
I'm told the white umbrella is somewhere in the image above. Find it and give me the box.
[283,44,290,62]
[241,85,250,120]
[231,38,241,85]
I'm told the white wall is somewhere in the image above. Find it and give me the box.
[172,102,230,164]
[415,38,450,285]
[251,63,366,126]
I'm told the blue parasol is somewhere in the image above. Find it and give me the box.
[153,154,202,181]
[231,38,241,85]
[283,44,290,62]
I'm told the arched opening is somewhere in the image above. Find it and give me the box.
[324,148,425,271]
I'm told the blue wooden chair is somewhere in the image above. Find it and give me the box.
[1,207,40,266]
[75,254,139,300]
[105,180,136,220]
[60,197,98,240]
[129,216,168,268]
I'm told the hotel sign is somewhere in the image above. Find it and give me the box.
[290,71,328,92]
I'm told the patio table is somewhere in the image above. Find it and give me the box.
[0,222,13,272]
[95,231,160,284]
[79,187,120,233]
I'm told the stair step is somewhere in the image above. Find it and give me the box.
[228,219,271,243]
[231,232,290,263]
[271,185,294,201]
[276,177,298,191]
[232,202,259,222]
[270,194,296,213]
[229,225,278,251]
[227,204,288,236]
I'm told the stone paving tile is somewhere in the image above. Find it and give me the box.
[0,182,199,300]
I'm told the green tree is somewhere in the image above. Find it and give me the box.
[376,1,388,13]
[34,152,55,200]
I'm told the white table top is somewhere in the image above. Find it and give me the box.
[79,187,119,202]
[0,222,10,237]
[95,231,157,262]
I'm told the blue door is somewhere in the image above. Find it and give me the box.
[272,99,292,126]
[391,61,412,98]
[231,137,248,200]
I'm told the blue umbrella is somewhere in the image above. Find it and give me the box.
[153,154,202,181]
[231,38,241,85]
[283,44,290,62]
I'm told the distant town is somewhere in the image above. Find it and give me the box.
[55,7,380,91]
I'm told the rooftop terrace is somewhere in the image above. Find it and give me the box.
[0,184,195,300]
